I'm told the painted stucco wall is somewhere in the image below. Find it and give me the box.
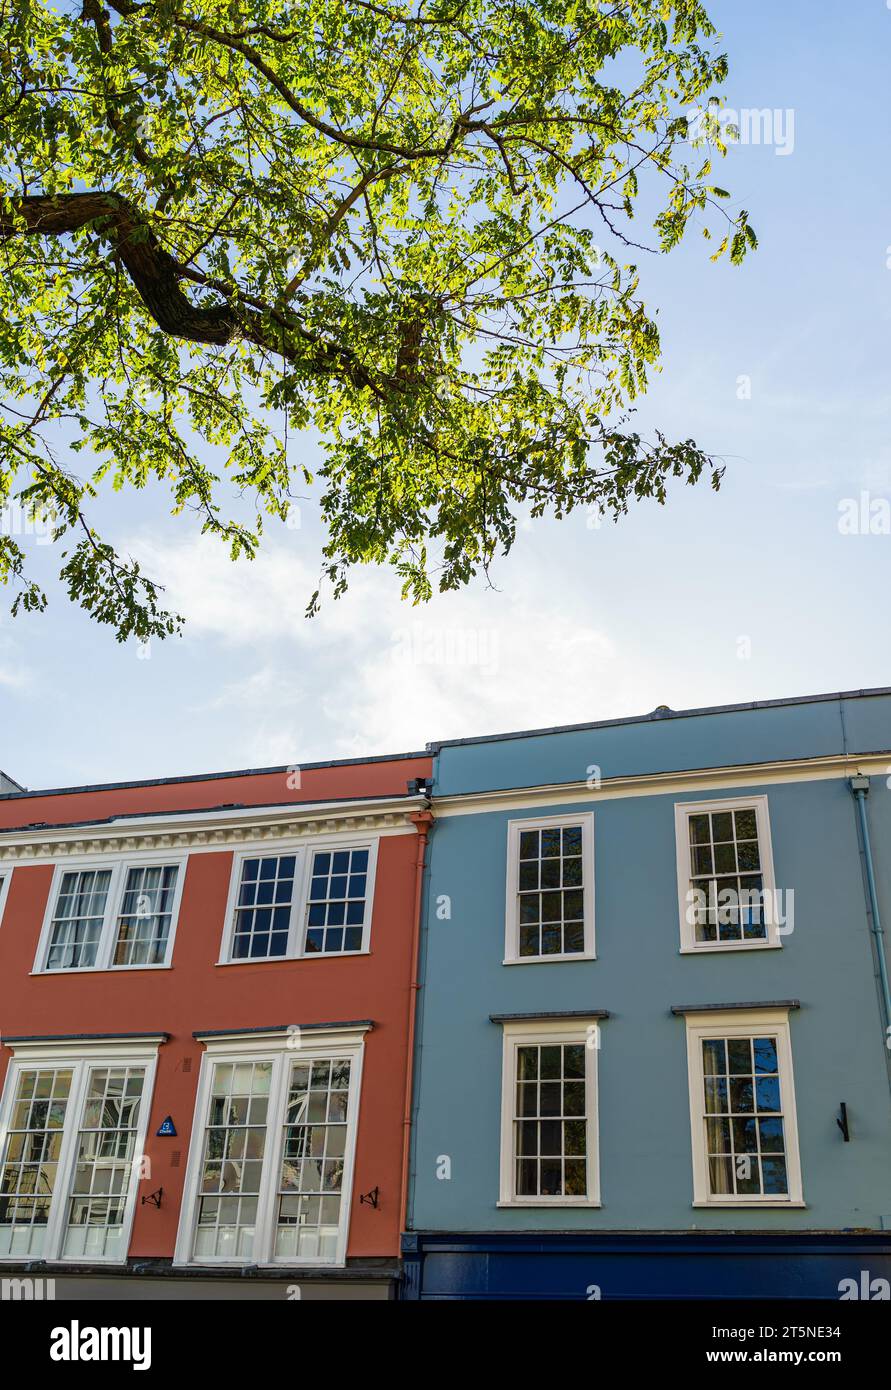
[0,754,431,1262]
[409,697,891,1233]
[432,689,891,795]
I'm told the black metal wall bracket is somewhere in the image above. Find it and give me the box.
[359,1186,380,1209]
[836,1103,850,1142]
[141,1187,164,1208]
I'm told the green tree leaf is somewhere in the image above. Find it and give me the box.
[0,0,754,638]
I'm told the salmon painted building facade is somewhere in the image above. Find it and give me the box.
[0,753,432,1299]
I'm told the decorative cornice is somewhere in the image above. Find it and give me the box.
[670,1001,800,1015]
[0,797,426,863]
[433,752,891,817]
[490,1010,610,1023]
[193,1020,373,1040]
[2,1031,169,1044]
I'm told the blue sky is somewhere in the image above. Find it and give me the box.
[2,0,890,790]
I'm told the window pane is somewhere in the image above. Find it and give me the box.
[195,1062,271,1259]
[0,1068,72,1257]
[275,1058,353,1260]
[113,865,178,966]
[686,807,766,946]
[61,1066,145,1260]
[511,1044,587,1198]
[231,857,294,959]
[702,1034,788,1198]
[515,824,585,957]
[46,870,112,970]
[302,848,369,955]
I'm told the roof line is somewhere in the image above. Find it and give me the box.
[0,749,430,803]
[426,686,891,753]
[0,790,426,838]
[193,1020,373,1038]
[5,686,889,800]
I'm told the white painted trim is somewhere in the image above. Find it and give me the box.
[497,1016,601,1208]
[2,1037,167,1058]
[32,852,188,975]
[0,1044,160,1264]
[0,795,426,863]
[193,1026,372,1051]
[218,836,380,963]
[0,865,12,930]
[683,1007,804,1208]
[297,836,378,958]
[502,954,596,967]
[432,753,888,818]
[504,812,595,964]
[673,795,780,954]
[173,1026,367,1269]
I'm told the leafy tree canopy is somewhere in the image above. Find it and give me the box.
[0,0,754,639]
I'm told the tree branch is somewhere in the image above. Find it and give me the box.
[0,192,382,392]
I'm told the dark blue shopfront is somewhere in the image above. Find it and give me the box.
[400,1233,891,1300]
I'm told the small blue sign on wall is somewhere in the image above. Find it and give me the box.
[156,1116,177,1137]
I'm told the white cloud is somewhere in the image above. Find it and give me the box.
[125,529,661,757]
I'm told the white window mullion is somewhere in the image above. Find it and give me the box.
[97,862,124,970]
[674,796,779,953]
[497,1018,601,1208]
[42,1059,89,1260]
[504,813,595,964]
[119,1059,155,1255]
[221,841,376,963]
[585,1036,600,1204]
[253,1053,288,1263]
[335,1041,364,1267]
[34,855,186,974]
[684,1008,804,1207]
[175,1030,368,1269]
[288,849,311,959]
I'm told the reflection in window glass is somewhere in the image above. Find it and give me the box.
[275,1058,353,1260]
[46,870,112,969]
[194,1061,272,1258]
[513,1044,587,1197]
[305,849,368,955]
[517,826,585,958]
[62,1066,146,1259]
[0,1068,72,1257]
[702,1035,787,1196]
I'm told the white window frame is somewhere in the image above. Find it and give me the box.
[683,1007,804,1208]
[218,835,379,964]
[674,795,780,953]
[32,852,187,974]
[0,866,11,929]
[504,812,595,964]
[0,1036,161,1263]
[497,1016,601,1208]
[174,1025,367,1268]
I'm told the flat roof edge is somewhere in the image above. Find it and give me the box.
[0,791,425,838]
[0,749,430,804]
[426,686,891,753]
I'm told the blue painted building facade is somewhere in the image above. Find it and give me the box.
[403,689,891,1299]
